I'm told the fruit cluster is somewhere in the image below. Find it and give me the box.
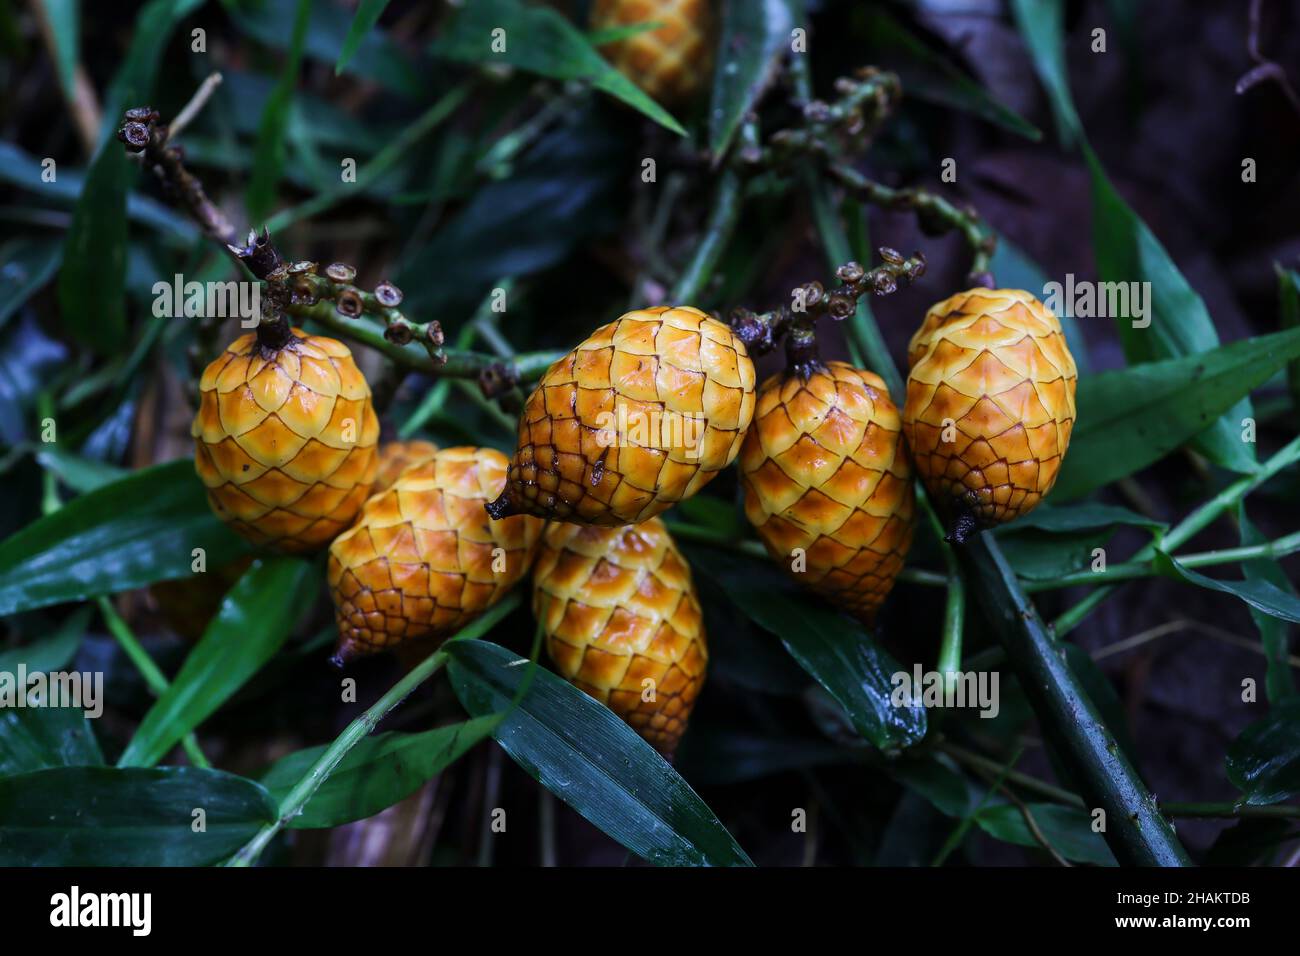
[191,282,1074,757]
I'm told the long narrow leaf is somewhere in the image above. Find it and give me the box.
[684,543,926,753]
[118,557,316,768]
[56,140,128,354]
[335,0,391,75]
[447,639,752,866]
[0,766,275,865]
[709,0,793,161]
[434,0,685,136]
[246,0,312,222]
[1053,327,1300,500]
[261,717,500,828]
[0,460,252,615]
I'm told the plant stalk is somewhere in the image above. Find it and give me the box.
[955,532,1192,866]
[1054,434,1300,634]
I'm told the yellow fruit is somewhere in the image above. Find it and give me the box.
[192,329,379,553]
[375,440,439,491]
[591,0,714,103]
[903,288,1078,529]
[532,518,706,757]
[327,447,543,663]
[740,362,915,624]
[487,305,756,526]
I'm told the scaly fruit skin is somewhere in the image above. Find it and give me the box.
[903,288,1078,527]
[375,440,439,491]
[591,0,713,104]
[489,305,756,526]
[193,328,379,553]
[532,518,706,756]
[740,362,915,624]
[327,447,543,662]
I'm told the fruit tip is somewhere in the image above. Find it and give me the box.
[484,491,517,521]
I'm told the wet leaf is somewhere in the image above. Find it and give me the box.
[1053,327,1300,500]
[447,638,752,866]
[1227,698,1300,805]
[0,460,253,615]
[0,766,275,866]
[684,543,927,754]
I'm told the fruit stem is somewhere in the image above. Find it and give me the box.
[828,163,998,284]
[227,594,521,867]
[484,488,519,521]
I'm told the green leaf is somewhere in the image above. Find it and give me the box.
[35,445,128,494]
[0,706,103,777]
[1154,551,1300,625]
[0,460,253,615]
[446,639,752,866]
[0,605,90,677]
[890,755,980,818]
[118,557,315,768]
[435,0,685,136]
[1053,327,1300,500]
[708,0,793,160]
[1226,698,1300,805]
[39,0,78,103]
[228,0,423,96]
[335,0,391,74]
[0,766,275,865]
[1002,502,1165,534]
[863,7,1042,141]
[1237,505,1296,704]
[261,717,500,828]
[1085,142,1255,473]
[997,527,1114,582]
[56,139,128,354]
[246,0,312,223]
[998,503,1165,583]
[684,544,927,753]
[1008,0,1081,146]
[975,803,1116,865]
[0,238,62,329]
